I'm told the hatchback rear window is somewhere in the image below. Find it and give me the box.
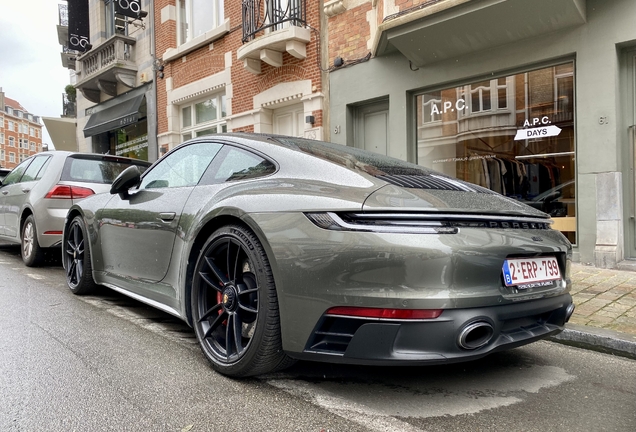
[62,157,150,184]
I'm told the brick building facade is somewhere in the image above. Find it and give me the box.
[154,0,326,154]
[0,88,43,170]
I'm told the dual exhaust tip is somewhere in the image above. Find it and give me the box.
[565,303,575,322]
[457,321,494,350]
[457,303,576,350]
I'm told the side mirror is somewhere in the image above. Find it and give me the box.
[110,165,141,199]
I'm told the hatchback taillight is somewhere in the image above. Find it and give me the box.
[45,185,95,199]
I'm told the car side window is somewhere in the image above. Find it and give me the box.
[1,159,33,186]
[211,147,276,183]
[140,142,222,189]
[21,156,51,182]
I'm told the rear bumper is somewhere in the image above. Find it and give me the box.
[36,207,67,248]
[291,294,573,365]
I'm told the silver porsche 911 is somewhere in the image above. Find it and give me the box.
[63,133,574,377]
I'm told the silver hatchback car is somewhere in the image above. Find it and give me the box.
[0,151,151,266]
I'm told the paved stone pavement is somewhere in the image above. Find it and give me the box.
[547,262,636,359]
[569,262,636,336]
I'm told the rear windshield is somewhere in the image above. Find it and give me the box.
[62,156,151,184]
[269,136,494,193]
[271,136,435,176]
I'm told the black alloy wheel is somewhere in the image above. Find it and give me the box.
[64,215,96,295]
[191,225,293,377]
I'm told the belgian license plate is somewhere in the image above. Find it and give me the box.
[502,256,561,288]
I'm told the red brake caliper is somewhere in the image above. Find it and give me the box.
[217,283,227,325]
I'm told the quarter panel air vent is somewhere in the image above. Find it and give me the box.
[377,174,495,194]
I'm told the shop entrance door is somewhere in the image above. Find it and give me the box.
[353,100,389,156]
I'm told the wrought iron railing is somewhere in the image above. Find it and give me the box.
[242,0,306,43]
[62,93,76,118]
[58,3,68,26]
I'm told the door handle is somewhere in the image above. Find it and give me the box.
[1,191,7,195]
[159,212,176,221]
[21,188,30,193]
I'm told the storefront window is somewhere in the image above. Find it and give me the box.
[416,62,576,243]
[110,120,148,161]
[106,97,148,160]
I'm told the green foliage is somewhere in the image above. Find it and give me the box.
[65,84,76,102]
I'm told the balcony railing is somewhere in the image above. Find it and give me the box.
[75,34,138,102]
[242,0,306,43]
[58,3,68,26]
[79,34,135,78]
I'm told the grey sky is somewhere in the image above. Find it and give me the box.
[0,0,73,149]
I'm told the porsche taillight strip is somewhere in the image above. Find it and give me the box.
[306,212,456,234]
[325,306,443,320]
[305,212,552,233]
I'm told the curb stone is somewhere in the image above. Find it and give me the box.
[548,323,636,360]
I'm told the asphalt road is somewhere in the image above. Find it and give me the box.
[0,244,635,432]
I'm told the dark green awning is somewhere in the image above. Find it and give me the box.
[83,95,144,137]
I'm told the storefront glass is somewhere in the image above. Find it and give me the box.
[109,119,148,161]
[416,62,576,243]
[108,98,148,161]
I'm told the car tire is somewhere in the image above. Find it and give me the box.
[21,215,45,267]
[191,224,295,377]
[64,215,97,295]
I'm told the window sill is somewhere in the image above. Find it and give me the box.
[163,19,231,63]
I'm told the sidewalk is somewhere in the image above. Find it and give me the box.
[549,262,636,359]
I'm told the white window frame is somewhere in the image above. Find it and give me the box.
[177,0,224,46]
[180,93,227,142]
[462,79,510,115]
[421,91,442,124]
[8,121,13,132]
[0,149,4,161]
[266,0,292,32]
[469,81,492,113]
[30,141,35,151]
[0,133,3,144]
[9,137,15,147]
[9,152,15,163]
[30,127,34,136]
